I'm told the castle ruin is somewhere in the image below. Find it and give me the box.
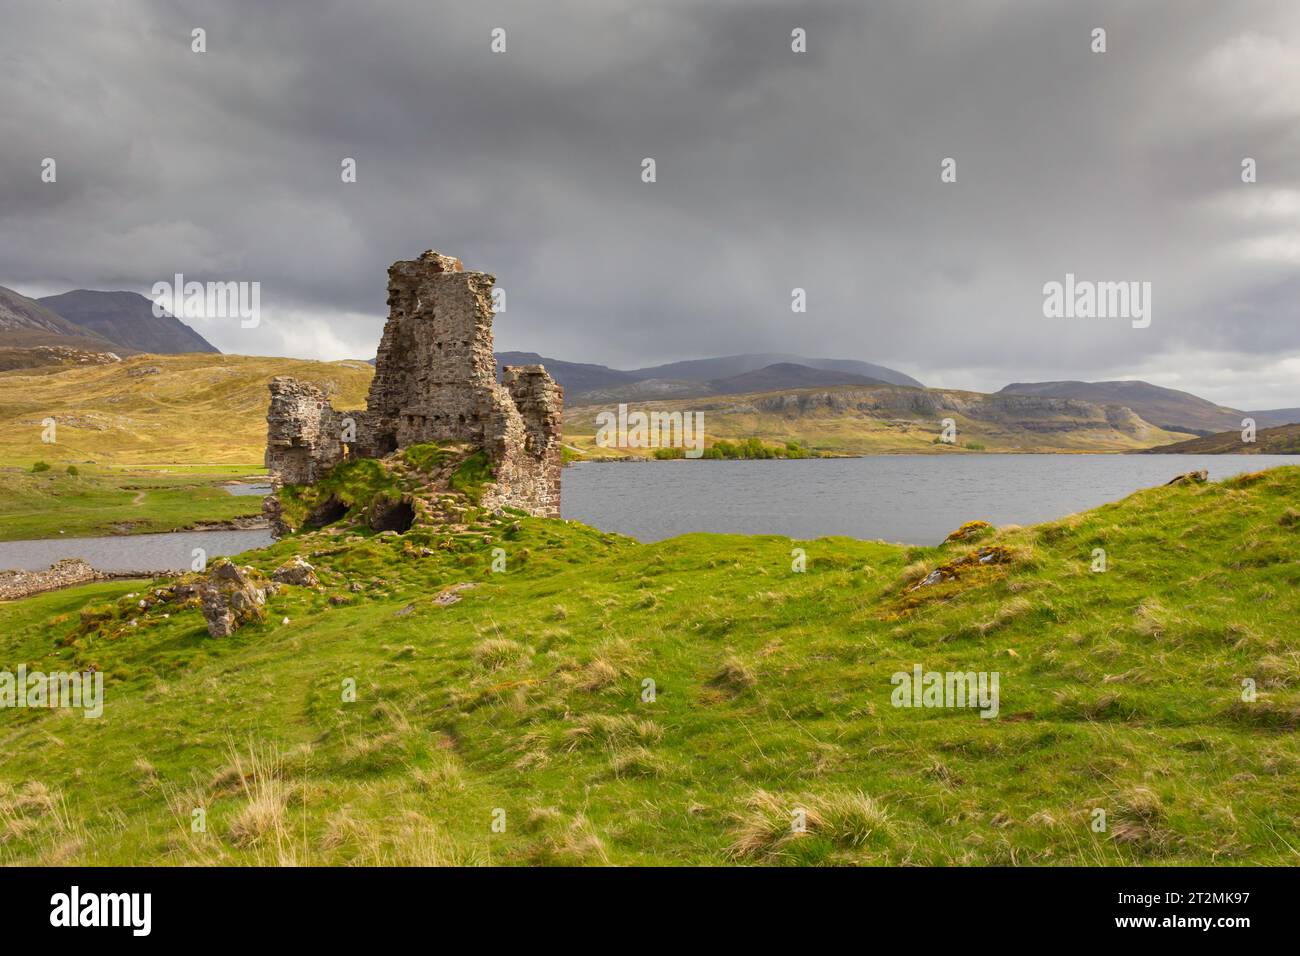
[264,250,563,518]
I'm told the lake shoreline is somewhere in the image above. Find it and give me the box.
[561,454,1300,545]
[569,448,1299,463]
[2,457,1295,593]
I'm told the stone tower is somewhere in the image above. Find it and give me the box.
[264,250,563,517]
[365,251,501,453]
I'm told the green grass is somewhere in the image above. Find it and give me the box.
[278,458,405,531]
[448,451,493,503]
[0,466,263,540]
[1,467,1298,865]
[277,443,464,531]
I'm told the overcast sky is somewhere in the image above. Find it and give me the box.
[2,0,1298,407]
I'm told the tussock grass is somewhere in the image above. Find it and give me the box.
[472,638,532,671]
[709,655,758,693]
[730,789,893,862]
[562,714,662,752]
[224,741,291,849]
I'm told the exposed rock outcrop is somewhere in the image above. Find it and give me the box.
[749,386,1159,434]
[271,556,319,587]
[199,560,269,637]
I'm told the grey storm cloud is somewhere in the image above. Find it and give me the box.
[2,0,1298,406]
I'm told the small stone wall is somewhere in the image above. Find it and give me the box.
[0,558,105,601]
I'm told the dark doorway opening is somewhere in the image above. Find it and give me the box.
[370,498,415,533]
[306,496,349,528]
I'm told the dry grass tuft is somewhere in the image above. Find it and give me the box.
[223,740,291,850]
[709,655,758,693]
[411,754,465,793]
[472,638,532,671]
[729,789,892,861]
[1133,598,1170,639]
[563,714,662,752]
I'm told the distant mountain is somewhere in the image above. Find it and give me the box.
[39,290,219,355]
[708,362,889,394]
[568,379,712,404]
[566,363,895,404]
[0,285,124,352]
[628,353,924,389]
[489,351,922,398]
[1139,423,1300,455]
[997,380,1249,436]
[494,351,637,394]
[1249,408,1300,428]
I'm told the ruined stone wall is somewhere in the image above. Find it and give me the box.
[365,251,506,453]
[264,250,563,519]
[265,377,352,484]
[0,558,104,602]
[493,365,563,516]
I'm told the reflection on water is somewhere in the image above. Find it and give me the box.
[222,482,272,497]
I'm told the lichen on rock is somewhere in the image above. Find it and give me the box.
[199,560,269,637]
[271,555,319,588]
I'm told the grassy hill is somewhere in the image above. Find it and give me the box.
[0,353,374,467]
[1140,423,1300,456]
[566,386,1193,457]
[0,353,1200,476]
[2,466,1297,865]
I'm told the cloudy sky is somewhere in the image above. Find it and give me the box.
[2,0,1298,407]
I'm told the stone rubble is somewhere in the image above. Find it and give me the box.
[271,555,320,587]
[0,558,104,602]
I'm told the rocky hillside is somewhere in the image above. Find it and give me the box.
[997,379,1297,435]
[1140,423,1300,455]
[566,384,1193,456]
[39,290,219,355]
[0,286,124,352]
[0,345,124,373]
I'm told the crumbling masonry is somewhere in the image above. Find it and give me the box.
[264,250,563,518]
